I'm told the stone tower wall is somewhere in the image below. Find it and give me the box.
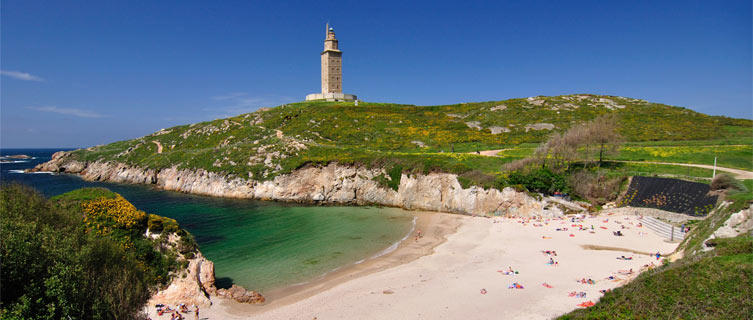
[321,29,343,94]
[321,52,342,93]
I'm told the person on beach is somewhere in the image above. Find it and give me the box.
[417,229,422,238]
[195,306,199,320]
[655,251,661,260]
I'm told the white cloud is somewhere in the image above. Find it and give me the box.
[26,106,108,118]
[1,70,44,81]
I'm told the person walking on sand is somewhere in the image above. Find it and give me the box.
[417,229,422,238]
[655,251,661,260]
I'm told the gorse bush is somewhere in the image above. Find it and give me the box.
[82,195,148,233]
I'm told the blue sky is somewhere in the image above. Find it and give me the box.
[2,0,751,148]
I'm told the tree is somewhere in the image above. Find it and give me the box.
[583,114,623,166]
[504,114,623,173]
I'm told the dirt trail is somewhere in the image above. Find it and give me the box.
[612,160,753,180]
[474,149,753,179]
[151,141,163,154]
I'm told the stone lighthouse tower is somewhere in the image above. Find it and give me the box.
[306,24,357,101]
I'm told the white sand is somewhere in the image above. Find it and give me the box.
[152,213,677,320]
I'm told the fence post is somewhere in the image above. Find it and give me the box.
[670,226,674,241]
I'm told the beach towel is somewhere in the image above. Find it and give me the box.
[577,301,595,308]
[600,226,608,229]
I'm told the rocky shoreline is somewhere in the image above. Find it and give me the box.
[30,151,568,217]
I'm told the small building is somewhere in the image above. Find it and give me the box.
[306,24,358,102]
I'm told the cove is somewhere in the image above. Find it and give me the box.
[0,149,415,294]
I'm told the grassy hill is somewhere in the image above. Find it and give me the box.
[68,94,752,182]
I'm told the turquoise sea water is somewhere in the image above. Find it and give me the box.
[0,149,414,293]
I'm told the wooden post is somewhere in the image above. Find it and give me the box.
[671,226,674,241]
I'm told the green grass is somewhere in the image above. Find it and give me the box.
[600,161,715,180]
[616,145,752,171]
[50,187,118,202]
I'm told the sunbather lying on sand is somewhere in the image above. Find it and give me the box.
[617,268,634,275]
[508,282,524,289]
[541,250,557,256]
[577,301,595,308]
[616,255,633,260]
[497,266,516,275]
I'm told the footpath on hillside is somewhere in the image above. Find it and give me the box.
[473,149,753,180]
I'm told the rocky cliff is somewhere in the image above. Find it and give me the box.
[147,236,265,307]
[32,151,561,217]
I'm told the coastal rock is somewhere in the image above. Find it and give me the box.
[148,253,214,307]
[5,154,32,159]
[30,152,555,217]
[216,285,266,304]
[711,204,753,239]
[147,250,264,307]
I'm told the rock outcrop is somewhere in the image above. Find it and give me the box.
[147,250,264,307]
[30,151,557,217]
[710,204,753,239]
[148,253,216,307]
[216,285,266,304]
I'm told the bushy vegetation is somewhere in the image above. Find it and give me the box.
[0,185,194,320]
[505,168,570,194]
[567,169,625,204]
[711,173,748,191]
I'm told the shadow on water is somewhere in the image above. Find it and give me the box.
[215,277,235,290]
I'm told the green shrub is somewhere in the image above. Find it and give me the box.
[507,168,570,194]
[1,185,150,319]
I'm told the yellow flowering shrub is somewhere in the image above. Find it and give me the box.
[81,195,148,233]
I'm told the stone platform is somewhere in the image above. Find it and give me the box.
[305,92,358,102]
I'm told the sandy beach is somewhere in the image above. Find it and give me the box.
[150,211,678,320]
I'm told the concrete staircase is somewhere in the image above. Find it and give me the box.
[640,216,685,241]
